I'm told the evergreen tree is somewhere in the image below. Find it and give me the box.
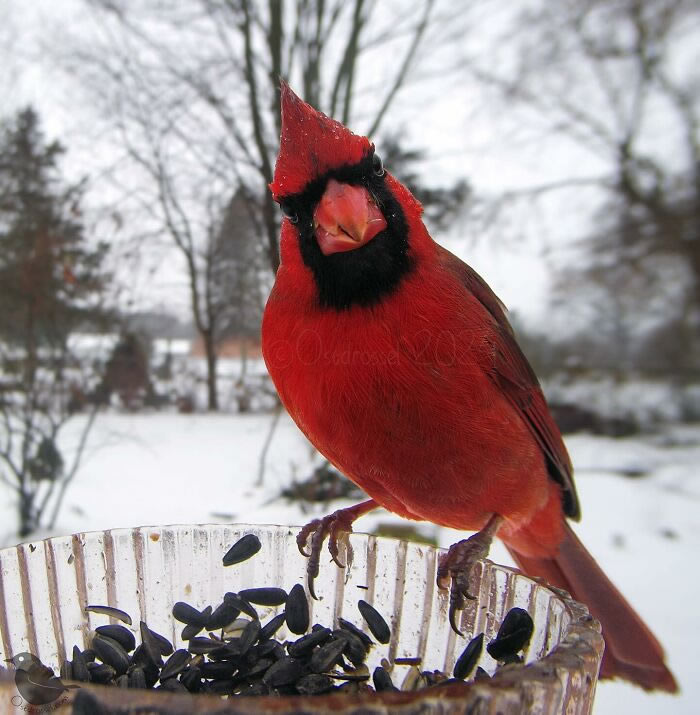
[0,107,110,537]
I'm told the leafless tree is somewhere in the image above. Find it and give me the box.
[56,0,466,409]
[461,0,700,372]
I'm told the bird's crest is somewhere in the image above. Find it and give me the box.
[270,82,372,199]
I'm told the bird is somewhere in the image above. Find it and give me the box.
[5,652,77,706]
[261,81,677,693]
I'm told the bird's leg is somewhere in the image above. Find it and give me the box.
[297,499,378,599]
[437,514,504,635]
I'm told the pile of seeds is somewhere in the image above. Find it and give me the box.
[56,533,534,697]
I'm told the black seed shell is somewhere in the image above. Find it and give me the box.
[89,662,116,684]
[139,622,164,666]
[149,627,175,656]
[262,656,305,687]
[238,587,288,606]
[180,665,202,692]
[223,534,262,566]
[285,584,310,635]
[338,618,373,648]
[454,632,484,680]
[173,601,207,626]
[181,622,204,640]
[71,645,89,682]
[158,677,188,692]
[357,600,391,644]
[206,601,240,631]
[309,638,346,673]
[333,629,368,667]
[486,608,534,660]
[128,666,147,689]
[95,624,136,652]
[188,637,224,655]
[85,604,133,625]
[92,634,130,675]
[240,619,262,653]
[258,612,286,641]
[200,660,237,679]
[474,666,491,681]
[288,627,332,657]
[296,673,335,695]
[160,649,191,681]
[373,666,397,692]
[224,592,258,620]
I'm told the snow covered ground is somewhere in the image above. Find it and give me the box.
[1,411,698,714]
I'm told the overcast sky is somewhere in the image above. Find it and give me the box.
[4,0,694,330]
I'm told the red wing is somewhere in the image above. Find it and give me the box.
[437,245,580,520]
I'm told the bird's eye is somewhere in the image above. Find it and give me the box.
[372,153,385,177]
[279,200,299,224]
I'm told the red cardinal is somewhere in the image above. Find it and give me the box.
[262,82,677,693]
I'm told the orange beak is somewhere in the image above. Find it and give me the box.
[313,179,387,256]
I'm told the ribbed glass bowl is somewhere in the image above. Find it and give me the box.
[0,523,604,713]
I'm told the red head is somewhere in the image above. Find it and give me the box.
[270,82,373,200]
[269,83,428,310]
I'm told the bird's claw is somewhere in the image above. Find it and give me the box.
[297,510,355,599]
[437,515,503,635]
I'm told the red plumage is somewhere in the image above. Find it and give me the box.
[262,83,677,693]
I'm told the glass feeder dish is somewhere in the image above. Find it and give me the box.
[0,523,604,713]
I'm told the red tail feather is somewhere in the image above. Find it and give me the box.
[506,522,678,693]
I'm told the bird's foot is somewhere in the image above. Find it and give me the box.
[437,514,504,635]
[297,499,378,599]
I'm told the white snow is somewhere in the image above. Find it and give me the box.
[1,411,697,713]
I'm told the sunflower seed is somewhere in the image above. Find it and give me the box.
[258,612,286,641]
[222,534,261,566]
[474,666,491,681]
[85,605,133,626]
[309,638,346,673]
[197,659,236,679]
[239,618,262,653]
[89,662,116,684]
[238,587,287,606]
[152,630,175,656]
[159,649,191,681]
[262,656,305,687]
[206,601,240,631]
[158,677,188,692]
[180,665,202,692]
[486,607,534,660]
[357,600,391,644]
[287,627,332,657]
[373,666,397,692]
[224,592,258,620]
[173,601,207,626]
[338,618,373,649]
[95,624,136,652]
[116,673,129,688]
[285,584,309,635]
[296,673,334,695]
[333,629,367,667]
[127,666,146,689]
[71,645,89,682]
[188,637,224,655]
[454,632,484,680]
[139,622,164,666]
[182,622,204,640]
[92,634,130,675]
[209,678,236,694]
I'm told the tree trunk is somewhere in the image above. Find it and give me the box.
[202,330,219,411]
[19,489,34,538]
